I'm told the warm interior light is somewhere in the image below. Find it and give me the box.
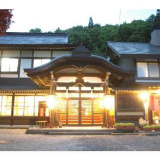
[90,89,93,99]
[66,89,68,99]
[139,91,150,110]
[155,120,159,124]
[46,94,56,109]
[104,95,114,109]
[139,91,149,101]
[144,101,149,110]
[153,90,160,94]
[100,100,104,109]
[154,116,159,124]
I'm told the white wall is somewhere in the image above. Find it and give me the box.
[20,59,32,78]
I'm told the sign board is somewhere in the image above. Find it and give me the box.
[38,101,49,121]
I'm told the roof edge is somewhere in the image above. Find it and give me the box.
[3,32,68,37]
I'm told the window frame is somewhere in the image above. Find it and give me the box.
[0,57,19,73]
[33,58,51,68]
[0,96,12,116]
[13,95,45,117]
[136,61,160,78]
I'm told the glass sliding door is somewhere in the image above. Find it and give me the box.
[81,100,92,124]
[57,99,67,125]
[68,100,79,124]
[93,100,103,124]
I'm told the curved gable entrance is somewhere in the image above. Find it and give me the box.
[24,46,135,126]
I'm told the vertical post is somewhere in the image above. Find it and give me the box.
[79,85,81,126]
[48,71,57,128]
[103,72,111,128]
[49,108,54,128]
[115,90,117,124]
[11,93,15,126]
[91,86,94,125]
[103,108,106,128]
[50,71,55,94]
[66,97,68,125]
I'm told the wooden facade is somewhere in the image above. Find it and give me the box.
[0,31,160,126]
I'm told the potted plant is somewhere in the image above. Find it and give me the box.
[115,123,135,130]
[143,125,160,131]
[138,117,149,129]
[154,125,160,131]
[114,123,125,129]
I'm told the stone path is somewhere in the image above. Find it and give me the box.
[0,129,160,151]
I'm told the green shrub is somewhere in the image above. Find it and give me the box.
[115,123,135,127]
[143,125,160,129]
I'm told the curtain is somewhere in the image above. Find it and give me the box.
[150,94,160,111]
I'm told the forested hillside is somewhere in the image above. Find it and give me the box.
[30,12,160,57]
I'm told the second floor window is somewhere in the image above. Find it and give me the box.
[137,62,159,78]
[1,58,19,72]
[33,59,50,68]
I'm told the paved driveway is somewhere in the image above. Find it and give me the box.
[0,129,160,151]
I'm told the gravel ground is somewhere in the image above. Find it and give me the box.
[0,129,160,151]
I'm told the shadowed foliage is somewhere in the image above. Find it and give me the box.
[0,9,13,35]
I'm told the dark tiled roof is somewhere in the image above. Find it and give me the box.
[0,78,49,91]
[24,46,136,87]
[0,32,68,45]
[107,42,160,58]
[0,78,38,87]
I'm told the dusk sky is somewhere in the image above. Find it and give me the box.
[1,0,159,32]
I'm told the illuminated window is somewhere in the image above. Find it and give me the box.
[0,96,12,116]
[33,59,50,67]
[148,63,159,77]
[14,96,25,116]
[24,96,34,116]
[81,87,91,91]
[1,58,18,72]
[137,62,159,77]
[14,96,45,116]
[69,87,79,91]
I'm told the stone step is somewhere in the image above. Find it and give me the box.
[26,128,115,135]
[46,132,111,135]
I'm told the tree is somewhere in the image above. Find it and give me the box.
[117,20,151,42]
[153,9,160,27]
[0,9,13,35]
[29,28,42,33]
[117,22,133,41]
[65,26,92,49]
[54,27,63,33]
[88,17,94,28]
[146,14,155,24]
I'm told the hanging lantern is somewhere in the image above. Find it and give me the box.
[139,91,149,101]
[46,94,56,109]
[104,94,114,109]
[139,91,150,109]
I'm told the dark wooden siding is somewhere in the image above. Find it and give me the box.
[0,117,38,125]
[117,93,144,112]
[117,92,144,123]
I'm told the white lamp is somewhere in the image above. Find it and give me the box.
[104,95,114,109]
[46,94,56,110]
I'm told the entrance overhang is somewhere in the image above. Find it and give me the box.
[24,46,136,87]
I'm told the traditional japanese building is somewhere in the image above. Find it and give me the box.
[0,28,160,127]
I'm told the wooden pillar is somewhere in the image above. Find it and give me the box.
[79,85,81,126]
[11,93,15,126]
[115,90,117,123]
[148,110,153,125]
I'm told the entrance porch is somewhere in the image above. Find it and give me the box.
[23,46,136,128]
